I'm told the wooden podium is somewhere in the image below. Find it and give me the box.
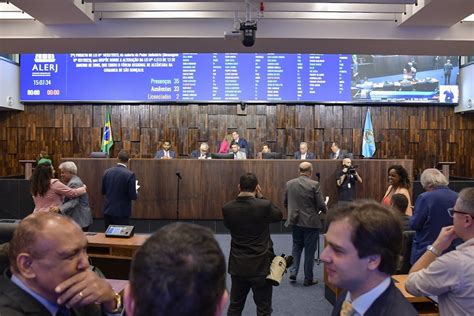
[19,160,35,180]
[86,233,149,279]
[437,162,455,181]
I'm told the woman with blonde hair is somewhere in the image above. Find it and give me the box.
[218,134,233,154]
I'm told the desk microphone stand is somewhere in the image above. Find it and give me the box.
[175,172,182,221]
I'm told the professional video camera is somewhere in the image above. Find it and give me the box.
[266,254,294,286]
[347,166,358,175]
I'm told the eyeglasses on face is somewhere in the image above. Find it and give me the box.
[447,208,474,218]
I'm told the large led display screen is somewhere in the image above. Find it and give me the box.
[20,53,459,104]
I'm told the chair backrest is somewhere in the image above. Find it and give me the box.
[0,219,20,244]
[90,152,108,158]
[397,230,415,274]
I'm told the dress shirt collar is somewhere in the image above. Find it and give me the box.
[344,277,391,316]
[11,274,58,315]
[301,153,306,159]
[117,163,128,168]
[335,150,340,159]
[457,237,474,250]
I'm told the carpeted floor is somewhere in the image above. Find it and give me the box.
[215,234,334,315]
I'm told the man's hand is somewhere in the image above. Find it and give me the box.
[255,184,264,198]
[432,225,458,253]
[342,167,348,174]
[55,269,118,312]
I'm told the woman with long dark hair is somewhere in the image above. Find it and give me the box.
[382,164,412,215]
[30,162,86,213]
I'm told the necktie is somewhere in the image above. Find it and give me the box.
[340,300,354,316]
[56,306,71,316]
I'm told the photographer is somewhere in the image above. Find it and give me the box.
[336,158,362,202]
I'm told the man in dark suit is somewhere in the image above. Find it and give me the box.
[285,162,327,286]
[190,142,211,159]
[154,140,177,159]
[222,173,282,316]
[294,142,316,160]
[329,142,350,159]
[0,212,121,315]
[231,131,249,156]
[101,150,138,229]
[321,201,417,316]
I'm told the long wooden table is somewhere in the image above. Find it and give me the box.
[86,232,149,279]
[64,158,413,220]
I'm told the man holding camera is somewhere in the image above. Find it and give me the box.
[336,158,362,203]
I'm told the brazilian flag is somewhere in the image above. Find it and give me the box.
[101,108,114,156]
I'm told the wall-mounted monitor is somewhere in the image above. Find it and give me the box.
[20,53,459,104]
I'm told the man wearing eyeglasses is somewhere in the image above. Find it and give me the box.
[406,187,474,315]
[409,168,458,264]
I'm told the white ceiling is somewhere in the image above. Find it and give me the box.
[0,0,473,55]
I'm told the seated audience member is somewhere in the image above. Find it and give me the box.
[230,143,246,160]
[294,142,315,160]
[256,143,271,159]
[30,161,87,213]
[391,193,411,232]
[382,164,412,215]
[409,168,458,264]
[0,212,121,315]
[154,141,176,159]
[406,188,474,315]
[218,134,233,154]
[330,142,350,159]
[231,131,249,156]
[190,143,211,159]
[321,200,417,315]
[49,161,93,232]
[124,223,228,316]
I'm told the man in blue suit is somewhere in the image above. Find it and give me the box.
[154,140,177,159]
[231,131,249,156]
[101,150,138,229]
[294,142,316,160]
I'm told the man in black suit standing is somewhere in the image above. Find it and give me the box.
[222,173,282,316]
[321,201,417,316]
[101,150,138,229]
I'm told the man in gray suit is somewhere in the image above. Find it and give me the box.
[284,162,327,286]
[52,161,93,231]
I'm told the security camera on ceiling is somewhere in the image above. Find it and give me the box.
[240,20,257,47]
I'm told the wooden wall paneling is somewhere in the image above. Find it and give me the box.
[186,128,200,155]
[26,119,36,141]
[409,115,420,143]
[90,127,102,153]
[256,104,266,115]
[313,128,325,158]
[342,128,353,154]
[7,128,17,154]
[53,106,64,128]
[276,104,286,128]
[208,103,219,115]
[62,114,73,141]
[313,104,323,129]
[72,105,92,128]
[217,104,235,115]
[136,104,150,128]
[188,104,199,128]
[0,126,6,141]
[110,106,122,142]
[266,105,277,141]
[139,130,151,158]
[276,128,287,156]
[72,127,91,157]
[352,128,362,157]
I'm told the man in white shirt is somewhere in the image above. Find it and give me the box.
[406,187,474,316]
[321,201,417,315]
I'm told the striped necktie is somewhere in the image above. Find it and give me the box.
[340,300,354,316]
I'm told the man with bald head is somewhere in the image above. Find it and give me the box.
[284,162,328,286]
[0,212,121,315]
